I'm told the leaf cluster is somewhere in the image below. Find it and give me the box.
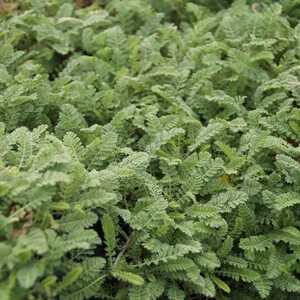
[0,0,300,300]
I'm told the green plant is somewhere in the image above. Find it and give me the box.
[0,0,300,299]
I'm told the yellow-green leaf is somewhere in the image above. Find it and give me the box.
[212,275,231,293]
[50,202,70,211]
[112,270,144,286]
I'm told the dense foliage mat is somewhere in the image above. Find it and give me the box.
[0,0,300,299]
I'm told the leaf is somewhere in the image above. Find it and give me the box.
[41,171,70,186]
[80,189,116,208]
[209,190,248,212]
[195,252,220,269]
[17,262,44,289]
[64,229,101,250]
[18,228,48,254]
[239,235,273,252]
[112,270,144,286]
[0,243,11,257]
[102,214,116,266]
[129,285,150,300]
[40,276,57,288]
[167,285,185,300]
[273,192,300,210]
[253,278,272,298]
[57,265,83,292]
[63,132,85,162]
[220,268,260,282]
[211,275,231,293]
[281,226,300,238]
[56,3,73,18]
[57,211,98,232]
[159,257,196,272]
[50,201,70,211]
[188,122,225,153]
[0,64,12,84]
[0,182,11,196]
[0,283,11,300]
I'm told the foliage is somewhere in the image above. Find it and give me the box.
[0,0,300,299]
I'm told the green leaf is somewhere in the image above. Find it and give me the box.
[0,243,11,257]
[40,276,57,288]
[239,235,273,252]
[18,228,48,255]
[112,270,144,286]
[50,201,70,211]
[195,252,220,269]
[56,3,74,18]
[17,262,44,289]
[57,211,98,232]
[281,226,300,238]
[0,64,12,84]
[188,122,225,153]
[211,275,231,293]
[0,283,11,300]
[102,214,116,266]
[57,265,83,292]
[167,285,185,300]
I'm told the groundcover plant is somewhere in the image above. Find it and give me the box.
[0,0,300,299]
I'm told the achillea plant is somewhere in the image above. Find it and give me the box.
[0,0,300,299]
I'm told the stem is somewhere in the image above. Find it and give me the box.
[113,231,135,268]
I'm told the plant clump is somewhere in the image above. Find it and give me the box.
[0,0,300,299]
